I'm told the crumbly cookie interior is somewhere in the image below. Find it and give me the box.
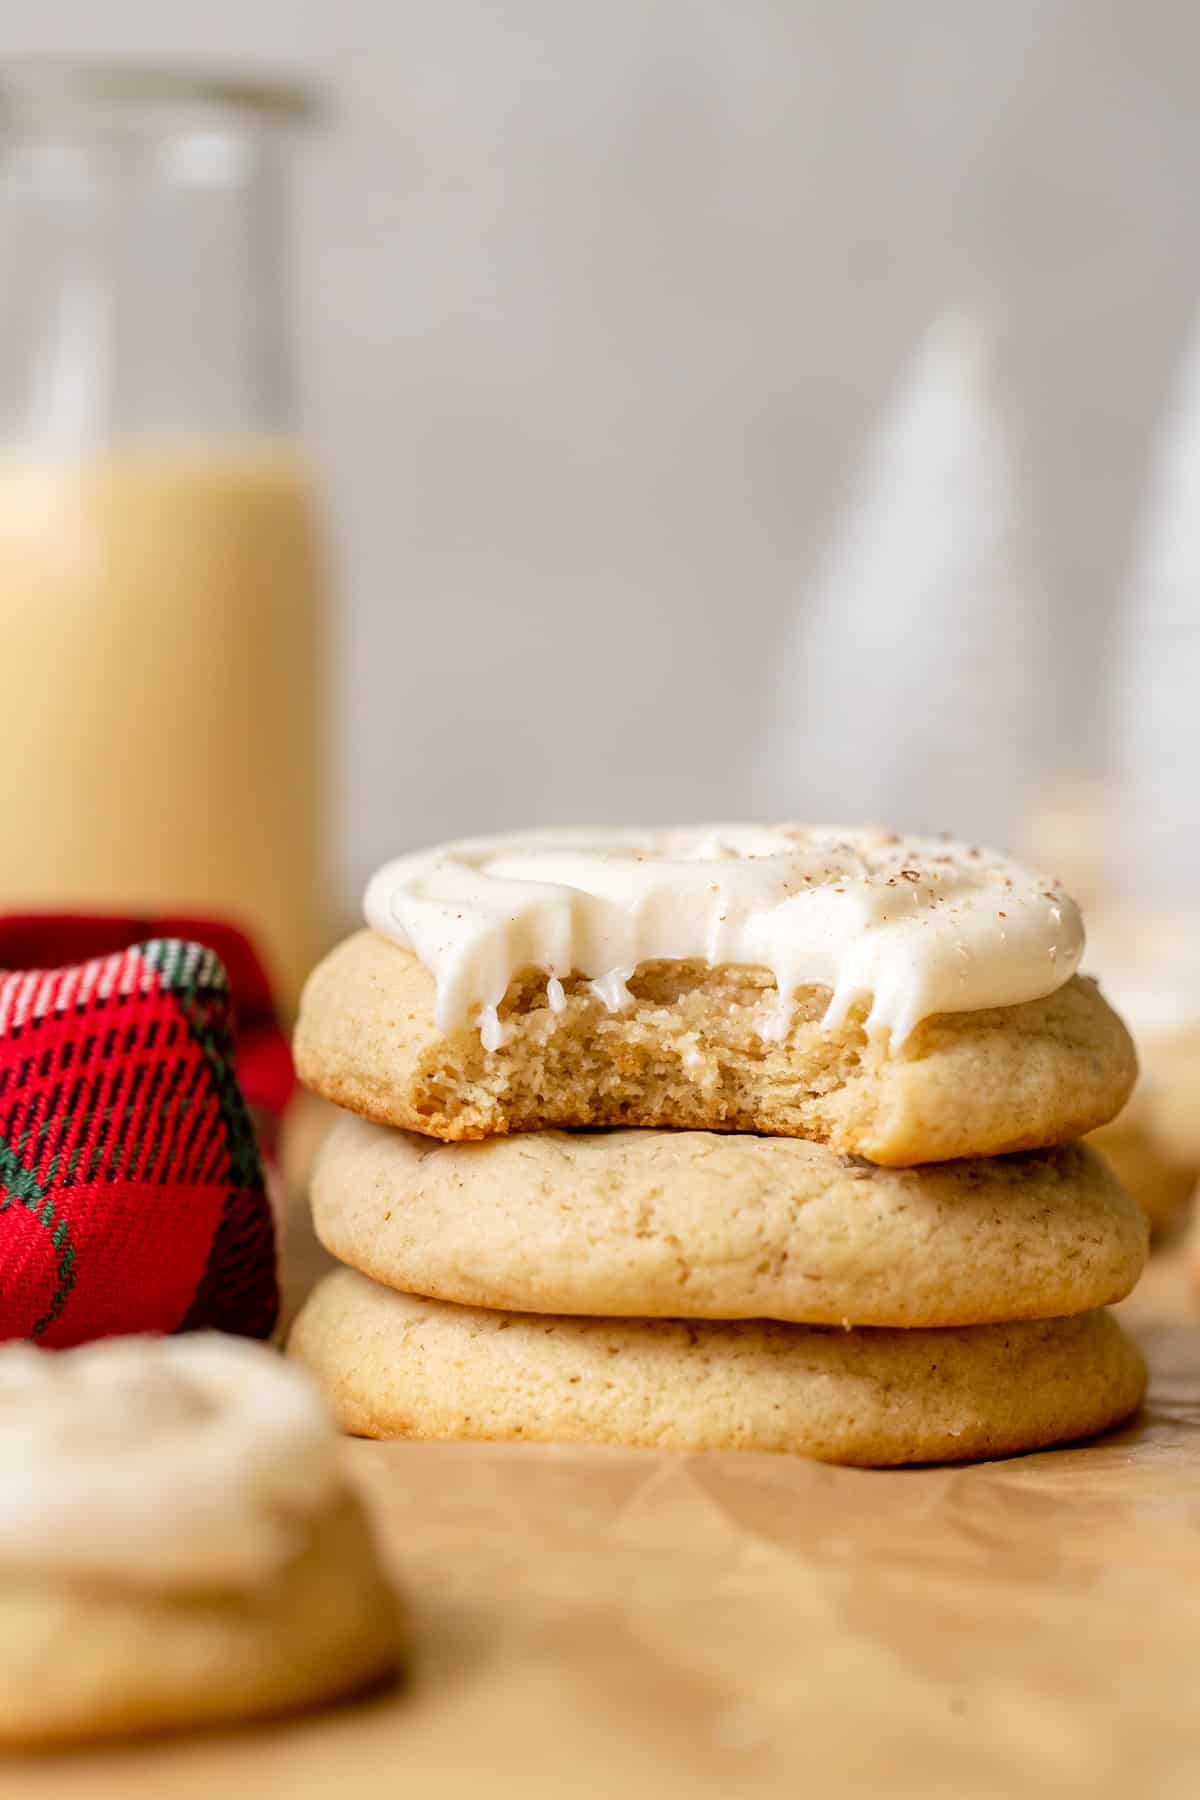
[295,936,1137,1163]
[416,961,857,1134]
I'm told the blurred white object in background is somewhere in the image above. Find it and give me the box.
[1089,327,1200,1232]
[1084,909,1200,1043]
[761,308,1049,847]
[1015,772,1111,912]
[1111,312,1200,908]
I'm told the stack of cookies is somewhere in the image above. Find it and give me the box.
[289,826,1149,1466]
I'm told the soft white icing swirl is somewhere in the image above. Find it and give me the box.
[0,1334,340,1590]
[364,824,1082,1050]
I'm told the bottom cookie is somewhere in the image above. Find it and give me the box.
[289,1269,1147,1468]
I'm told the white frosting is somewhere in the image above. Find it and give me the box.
[0,1333,340,1590]
[364,824,1082,1050]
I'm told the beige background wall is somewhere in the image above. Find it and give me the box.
[4,2,1199,907]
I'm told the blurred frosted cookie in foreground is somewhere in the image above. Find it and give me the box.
[311,1116,1146,1329]
[295,826,1135,1165]
[290,1268,1146,1468]
[0,1334,402,1748]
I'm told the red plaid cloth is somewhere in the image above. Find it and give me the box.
[0,917,291,1348]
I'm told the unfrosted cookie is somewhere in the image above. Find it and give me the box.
[1088,1106,1196,1234]
[296,932,1134,1165]
[289,1268,1146,1468]
[313,1115,1146,1328]
[1141,1028,1200,1167]
[1081,911,1200,1201]
[1085,1028,1200,1232]
[0,1334,402,1748]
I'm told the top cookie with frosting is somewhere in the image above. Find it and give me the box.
[364,825,1082,1051]
[297,824,1132,1163]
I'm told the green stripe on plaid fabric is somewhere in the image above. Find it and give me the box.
[138,940,262,1190]
[0,1133,77,1338]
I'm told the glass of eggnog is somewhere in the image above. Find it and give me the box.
[0,62,327,1008]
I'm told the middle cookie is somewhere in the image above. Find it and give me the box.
[312,1117,1146,1329]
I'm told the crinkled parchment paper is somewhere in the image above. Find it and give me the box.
[8,1208,1199,1800]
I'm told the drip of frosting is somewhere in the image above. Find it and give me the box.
[0,1334,340,1589]
[364,824,1083,1049]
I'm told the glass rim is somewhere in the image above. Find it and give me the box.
[0,57,325,126]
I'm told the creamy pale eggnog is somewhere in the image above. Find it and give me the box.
[0,448,326,1007]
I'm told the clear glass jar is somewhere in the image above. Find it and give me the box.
[0,62,327,1007]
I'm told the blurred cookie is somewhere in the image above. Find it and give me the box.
[1085,1031,1200,1234]
[0,1334,402,1748]
[1141,1028,1200,1169]
[289,1267,1146,1468]
[1088,1105,1195,1235]
[1083,910,1200,1222]
[1185,1184,1200,1295]
[313,1116,1146,1328]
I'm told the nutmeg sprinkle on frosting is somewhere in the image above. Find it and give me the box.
[364,824,1085,1053]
